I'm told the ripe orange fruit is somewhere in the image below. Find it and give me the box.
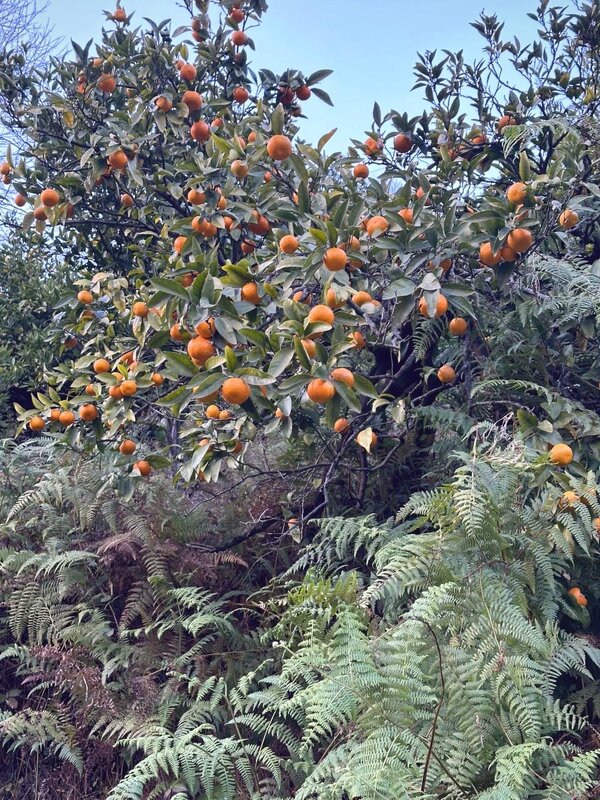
[187,336,215,363]
[173,236,188,254]
[155,95,173,113]
[264,170,272,182]
[108,385,123,399]
[187,188,205,205]
[33,206,47,221]
[241,240,255,255]
[559,490,579,509]
[393,133,412,153]
[352,290,372,306]
[326,288,343,308]
[231,30,248,45]
[241,281,260,304]
[506,227,533,253]
[79,403,98,422]
[93,358,111,374]
[0,162,10,175]
[180,272,195,287]
[120,193,134,208]
[448,317,468,336]
[559,209,579,229]
[190,120,211,142]
[567,587,587,606]
[206,404,221,419]
[216,195,228,210]
[97,74,116,92]
[28,416,45,432]
[280,234,299,254]
[296,84,311,100]
[549,443,573,466]
[437,364,456,383]
[151,372,164,385]
[14,193,26,207]
[192,217,218,237]
[363,136,380,155]
[59,410,76,426]
[40,188,60,207]
[307,304,335,325]
[194,319,214,338]
[233,86,249,103]
[181,90,203,113]
[301,338,317,357]
[365,215,388,237]
[119,439,136,455]
[134,460,152,476]
[120,379,137,397]
[307,378,336,404]
[398,208,414,224]
[331,367,355,387]
[132,301,148,317]
[219,409,232,420]
[334,418,350,433]
[77,290,93,305]
[506,182,528,204]
[323,247,348,272]
[351,331,366,349]
[169,323,184,341]
[179,62,197,81]
[231,159,249,179]
[221,377,251,404]
[353,163,369,179]
[107,150,128,170]
[112,7,127,22]
[419,294,448,318]
[49,408,61,421]
[500,245,518,262]
[497,114,516,131]
[248,211,270,235]
[479,241,502,266]
[84,383,96,396]
[266,134,293,161]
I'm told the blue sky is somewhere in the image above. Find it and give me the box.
[45,0,537,147]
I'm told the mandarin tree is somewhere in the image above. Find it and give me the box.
[3,0,600,519]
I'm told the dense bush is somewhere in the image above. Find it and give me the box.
[0,0,600,797]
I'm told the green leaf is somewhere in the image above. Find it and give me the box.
[306,68,334,85]
[162,352,198,378]
[317,128,337,151]
[334,381,361,412]
[311,87,334,106]
[353,374,379,399]
[150,278,190,301]
[224,345,237,371]
[270,103,285,135]
[288,153,309,183]
[156,387,192,408]
[278,374,311,393]
[188,371,225,393]
[293,335,312,370]
[269,348,294,377]
[382,277,416,299]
